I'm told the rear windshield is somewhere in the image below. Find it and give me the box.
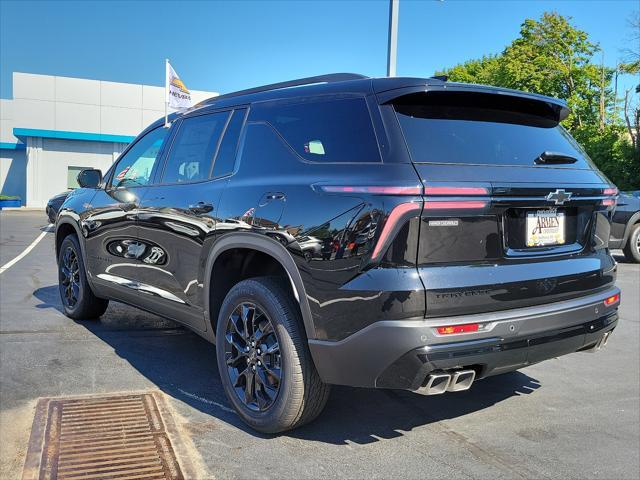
[394,92,590,167]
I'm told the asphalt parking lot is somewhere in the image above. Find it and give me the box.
[1,210,639,479]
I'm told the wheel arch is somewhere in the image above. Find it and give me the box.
[55,217,85,262]
[204,233,316,342]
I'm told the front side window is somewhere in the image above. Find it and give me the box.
[111,127,167,188]
[161,112,229,184]
[251,97,381,163]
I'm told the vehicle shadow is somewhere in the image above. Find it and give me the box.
[33,284,541,445]
[612,252,636,264]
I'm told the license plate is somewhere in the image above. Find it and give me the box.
[526,209,565,247]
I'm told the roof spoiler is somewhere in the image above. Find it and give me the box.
[376,82,570,123]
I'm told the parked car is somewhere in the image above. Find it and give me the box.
[46,190,71,223]
[610,191,640,263]
[55,74,620,433]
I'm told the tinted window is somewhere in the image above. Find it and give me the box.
[111,127,167,188]
[162,112,229,183]
[253,97,380,163]
[212,108,246,177]
[395,93,590,167]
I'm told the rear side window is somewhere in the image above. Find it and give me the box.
[212,108,247,177]
[253,97,381,163]
[395,92,590,167]
[161,112,229,183]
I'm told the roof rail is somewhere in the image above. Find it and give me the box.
[201,73,369,104]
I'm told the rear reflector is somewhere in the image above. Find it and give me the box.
[424,186,489,196]
[604,293,620,306]
[321,185,422,195]
[424,201,487,210]
[602,198,616,207]
[436,323,480,335]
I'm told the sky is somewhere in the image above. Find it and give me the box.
[0,0,638,99]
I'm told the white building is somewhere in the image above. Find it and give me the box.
[1,72,218,208]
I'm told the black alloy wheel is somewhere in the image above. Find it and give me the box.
[224,302,281,411]
[60,245,80,308]
[57,234,109,319]
[215,277,330,433]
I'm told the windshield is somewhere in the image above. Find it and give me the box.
[394,92,590,167]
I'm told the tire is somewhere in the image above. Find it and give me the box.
[58,234,109,319]
[216,276,330,433]
[623,224,640,263]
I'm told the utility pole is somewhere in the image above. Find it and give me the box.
[387,0,399,77]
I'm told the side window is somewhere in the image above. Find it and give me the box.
[111,127,167,188]
[212,108,247,178]
[161,112,229,184]
[252,97,381,163]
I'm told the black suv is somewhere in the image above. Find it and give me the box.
[56,74,621,433]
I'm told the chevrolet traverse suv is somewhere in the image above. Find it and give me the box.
[56,74,620,432]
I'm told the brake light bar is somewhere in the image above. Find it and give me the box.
[320,185,490,197]
[436,323,480,335]
[604,293,620,306]
[424,186,489,196]
[320,185,422,195]
[424,201,487,210]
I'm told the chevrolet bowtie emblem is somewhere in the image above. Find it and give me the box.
[546,189,573,205]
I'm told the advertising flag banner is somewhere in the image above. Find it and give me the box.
[166,61,193,110]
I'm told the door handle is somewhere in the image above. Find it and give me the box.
[259,192,286,206]
[188,202,214,214]
[267,193,285,200]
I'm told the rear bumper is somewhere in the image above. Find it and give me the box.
[308,287,620,389]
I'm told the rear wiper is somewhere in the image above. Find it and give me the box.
[535,151,578,165]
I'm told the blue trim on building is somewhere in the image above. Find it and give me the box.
[0,142,26,150]
[13,128,135,144]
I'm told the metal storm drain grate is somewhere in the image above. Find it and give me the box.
[23,393,185,480]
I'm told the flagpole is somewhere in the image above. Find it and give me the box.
[164,58,169,127]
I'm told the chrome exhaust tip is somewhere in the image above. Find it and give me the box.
[586,331,612,353]
[417,372,451,395]
[447,369,476,392]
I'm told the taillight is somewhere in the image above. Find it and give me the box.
[371,202,422,259]
[424,201,487,210]
[424,186,489,196]
[424,184,489,210]
[320,185,422,195]
[318,184,490,260]
[604,293,620,306]
[602,187,618,207]
[436,323,480,335]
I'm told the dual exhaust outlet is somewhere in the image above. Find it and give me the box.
[417,369,476,396]
[586,330,612,353]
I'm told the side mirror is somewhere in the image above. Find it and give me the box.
[77,169,102,189]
